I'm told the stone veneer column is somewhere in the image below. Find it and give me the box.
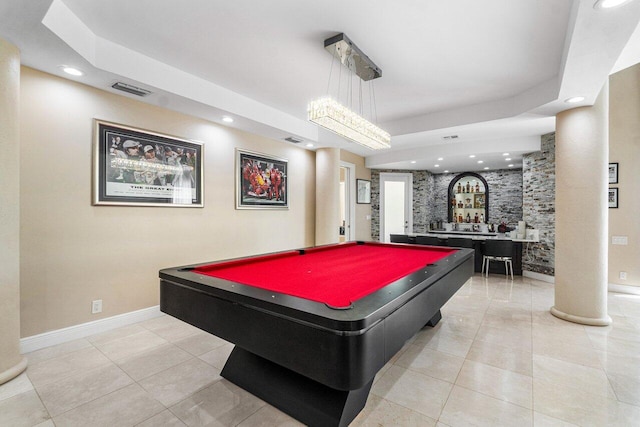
[552,84,611,326]
[315,148,340,245]
[0,38,27,384]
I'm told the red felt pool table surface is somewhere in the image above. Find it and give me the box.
[193,241,456,308]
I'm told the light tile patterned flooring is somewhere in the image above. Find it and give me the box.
[3,274,640,426]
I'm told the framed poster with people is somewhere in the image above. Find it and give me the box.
[236,149,288,209]
[93,119,204,207]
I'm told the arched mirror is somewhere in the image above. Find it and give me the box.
[447,172,489,224]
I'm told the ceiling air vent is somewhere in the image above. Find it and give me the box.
[284,137,303,143]
[111,82,152,97]
[442,135,459,140]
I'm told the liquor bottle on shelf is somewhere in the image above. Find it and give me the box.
[457,183,462,193]
[474,213,479,223]
[458,214,463,223]
[475,183,480,192]
[466,213,471,223]
[466,181,470,193]
[480,213,484,223]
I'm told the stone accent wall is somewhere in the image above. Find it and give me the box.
[523,132,556,275]
[371,170,435,240]
[372,168,523,239]
[371,135,555,276]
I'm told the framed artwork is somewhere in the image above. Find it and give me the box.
[236,149,288,209]
[608,187,618,208]
[609,163,619,184]
[357,179,371,204]
[93,120,203,207]
[474,193,486,209]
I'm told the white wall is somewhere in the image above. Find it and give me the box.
[19,67,316,336]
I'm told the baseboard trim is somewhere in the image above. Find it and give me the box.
[608,283,640,295]
[523,270,555,284]
[20,306,163,354]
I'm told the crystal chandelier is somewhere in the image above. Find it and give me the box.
[308,34,391,150]
[308,97,390,150]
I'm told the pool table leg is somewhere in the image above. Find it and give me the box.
[425,309,442,327]
[221,346,372,427]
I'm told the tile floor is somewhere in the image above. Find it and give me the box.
[2,274,640,426]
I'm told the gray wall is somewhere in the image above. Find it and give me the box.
[523,133,555,275]
[371,168,523,239]
[371,133,556,276]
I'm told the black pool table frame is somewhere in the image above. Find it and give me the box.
[159,242,474,427]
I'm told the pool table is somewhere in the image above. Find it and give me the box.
[159,241,474,427]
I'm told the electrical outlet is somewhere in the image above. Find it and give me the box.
[91,299,103,314]
[620,272,628,280]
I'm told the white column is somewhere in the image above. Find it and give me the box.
[0,38,27,384]
[552,83,611,326]
[315,148,341,246]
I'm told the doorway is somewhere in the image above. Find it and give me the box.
[340,162,356,242]
[380,173,413,242]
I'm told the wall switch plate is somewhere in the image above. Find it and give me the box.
[91,299,103,314]
[620,272,628,280]
[612,236,628,245]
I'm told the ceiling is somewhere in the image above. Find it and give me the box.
[2,0,640,173]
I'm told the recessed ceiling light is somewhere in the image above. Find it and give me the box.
[477,160,483,164]
[61,66,83,76]
[434,164,440,168]
[502,153,509,156]
[508,164,514,167]
[306,143,314,148]
[410,160,416,164]
[222,116,234,123]
[437,157,443,161]
[564,96,585,103]
[594,0,632,9]
[444,170,449,173]
[469,154,476,158]
[505,158,512,161]
[484,167,490,170]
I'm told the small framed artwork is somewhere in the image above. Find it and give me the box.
[474,193,485,209]
[609,163,619,184]
[93,119,203,207]
[236,149,288,209]
[357,179,371,204]
[608,187,618,208]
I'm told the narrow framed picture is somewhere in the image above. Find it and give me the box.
[357,179,371,204]
[236,149,288,209]
[609,162,619,184]
[474,193,485,209]
[608,187,618,208]
[93,119,203,207]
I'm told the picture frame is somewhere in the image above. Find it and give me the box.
[608,187,618,208]
[357,179,371,204]
[609,162,619,184]
[236,149,288,209]
[474,193,486,209]
[93,120,203,207]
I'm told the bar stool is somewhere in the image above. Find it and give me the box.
[415,236,442,245]
[482,239,514,279]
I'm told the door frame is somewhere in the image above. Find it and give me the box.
[340,161,356,241]
[380,172,413,242]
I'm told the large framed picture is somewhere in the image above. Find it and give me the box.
[609,162,619,184]
[357,179,371,204]
[236,149,288,209]
[608,187,618,208]
[93,120,203,207]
